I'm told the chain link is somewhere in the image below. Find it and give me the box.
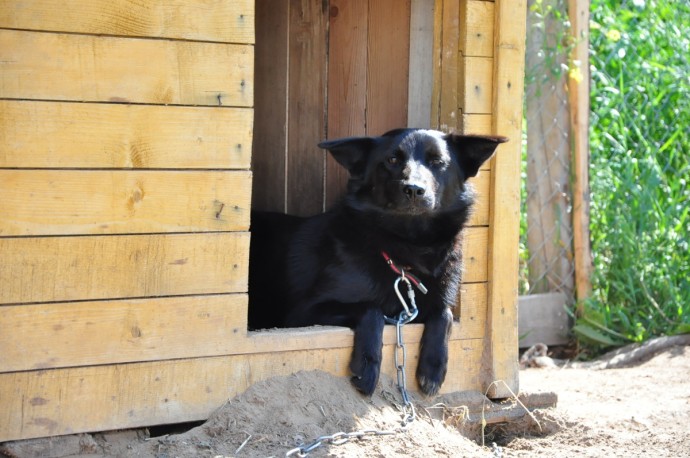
[284,275,419,457]
[385,274,418,427]
[285,429,399,457]
[394,316,416,426]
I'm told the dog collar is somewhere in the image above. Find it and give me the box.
[381,251,428,295]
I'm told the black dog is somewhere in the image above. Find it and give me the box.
[248,128,506,396]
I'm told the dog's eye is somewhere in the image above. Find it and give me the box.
[387,156,399,165]
[428,157,444,166]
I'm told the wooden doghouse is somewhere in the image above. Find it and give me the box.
[0,0,526,442]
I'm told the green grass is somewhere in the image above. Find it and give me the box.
[576,0,690,353]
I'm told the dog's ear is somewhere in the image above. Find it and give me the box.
[318,136,378,176]
[445,134,508,178]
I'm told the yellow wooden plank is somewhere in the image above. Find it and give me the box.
[0,339,484,441]
[459,0,495,57]
[485,0,527,397]
[456,282,488,339]
[460,56,494,114]
[0,300,485,373]
[0,30,253,106]
[0,0,254,44]
[246,317,480,355]
[0,295,248,372]
[0,170,251,236]
[462,113,493,135]
[0,233,250,305]
[468,171,491,227]
[0,101,252,169]
[462,226,489,283]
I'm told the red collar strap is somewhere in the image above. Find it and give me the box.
[381,251,428,294]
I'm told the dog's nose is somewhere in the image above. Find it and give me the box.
[402,183,426,200]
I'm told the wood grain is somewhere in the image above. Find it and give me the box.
[462,113,493,135]
[0,0,255,43]
[460,56,494,114]
[457,282,488,338]
[430,0,444,128]
[485,0,527,397]
[0,338,484,441]
[0,29,253,106]
[568,0,593,306]
[462,227,489,283]
[251,0,289,212]
[325,0,368,207]
[0,101,252,169]
[459,0,495,57]
[438,0,460,132]
[0,297,489,373]
[366,0,411,135]
[0,295,248,372]
[0,232,250,305]
[0,170,251,236]
[468,172,491,227]
[407,0,435,129]
[286,0,328,216]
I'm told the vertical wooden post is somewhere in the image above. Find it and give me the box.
[485,0,527,397]
[568,0,593,310]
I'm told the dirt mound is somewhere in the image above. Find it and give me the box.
[130,371,491,457]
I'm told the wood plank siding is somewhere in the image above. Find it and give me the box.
[0,0,525,442]
[0,0,255,441]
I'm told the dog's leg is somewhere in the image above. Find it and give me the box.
[349,307,385,395]
[416,307,453,396]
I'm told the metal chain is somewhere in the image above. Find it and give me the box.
[393,314,417,427]
[285,429,399,457]
[285,274,420,457]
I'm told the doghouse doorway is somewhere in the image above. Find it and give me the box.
[249,0,493,330]
[251,0,430,216]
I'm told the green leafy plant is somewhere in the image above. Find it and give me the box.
[578,0,690,353]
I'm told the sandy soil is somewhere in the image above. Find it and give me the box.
[2,342,689,457]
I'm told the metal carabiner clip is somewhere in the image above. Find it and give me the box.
[394,275,412,315]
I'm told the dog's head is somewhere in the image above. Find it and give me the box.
[319,128,507,215]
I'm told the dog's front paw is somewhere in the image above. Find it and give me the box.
[350,355,381,396]
[416,356,447,396]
